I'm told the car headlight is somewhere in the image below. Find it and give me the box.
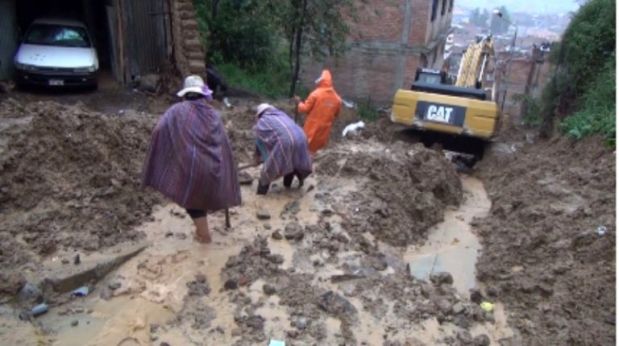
[73,65,97,73]
[74,65,97,73]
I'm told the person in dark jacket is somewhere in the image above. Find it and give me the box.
[142,75,241,243]
[253,103,313,195]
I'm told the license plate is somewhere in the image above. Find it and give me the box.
[49,79,64,86]
[417,101,466,126]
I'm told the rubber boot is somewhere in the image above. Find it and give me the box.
[257,183,270,195]
[283,173,295,188]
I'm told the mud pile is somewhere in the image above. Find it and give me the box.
[222,237,495,345]
[475,136,615,344]
[315,141,463,246]
[0,98,160,294]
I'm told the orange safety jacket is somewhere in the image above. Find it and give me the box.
[297,70,342,154]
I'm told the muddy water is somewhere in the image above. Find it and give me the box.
[6,173,514,345]
[401,176,490,294]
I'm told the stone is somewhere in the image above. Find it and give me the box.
[256,210,271,220]
[430,272,453,286]
[287,330,299,338]
[317,291,357,316]
[108,282,122,291]
[71,320,79,327]
[271,230,283,240]
[457,331,474,345]
[231,328,242,337]
[469,288,483,304]
[263,284,276,295]
[238,171,253,185]
[224,279,238,290]
[473,334,490,346]
[138,74,160,93]
[437,299,452,315]
[295,316,308,330]
[452,302,465,315]
[284,223,304,241]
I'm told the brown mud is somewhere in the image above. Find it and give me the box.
[0,93,614,346]
[474,134,616,345]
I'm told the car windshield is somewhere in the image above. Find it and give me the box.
[25,24,91,48]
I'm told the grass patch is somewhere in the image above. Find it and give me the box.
[560,58,616,145]
[357,97,380,121]
[219,63,290,98]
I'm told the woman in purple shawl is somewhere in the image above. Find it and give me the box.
[253,103,313,195]
[142,75,241,243]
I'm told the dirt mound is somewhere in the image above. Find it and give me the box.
[475,135,615,344]
[315,140,462,246]
[0,98,161,294]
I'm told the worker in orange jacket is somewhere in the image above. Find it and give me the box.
[295,69,342,154]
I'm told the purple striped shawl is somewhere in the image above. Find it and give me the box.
[254,108,313,184]
[142,99,241,211]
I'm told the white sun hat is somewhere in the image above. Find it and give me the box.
[177,75,213,97]
[256,103,273,117]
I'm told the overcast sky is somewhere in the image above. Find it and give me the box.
[457,0,581,14]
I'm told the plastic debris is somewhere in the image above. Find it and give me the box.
[72,286,90,297]
[223,97,232,108]
[596,226,608,236]
[31,303,49,317]
[480,301,495,312]
[342,121,365,137]
[269,340,286,346]
[342,100,356,109]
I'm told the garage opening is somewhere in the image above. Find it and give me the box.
[15,0,116,86]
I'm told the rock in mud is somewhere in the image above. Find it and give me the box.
[238,171,253,185]
[436,298,452,315]
[317,291,357,317]
[469,288,483,304]
[186,274,211,296]
[452,302,465,315]
[284,223,304,241]
[263,284,276,295]
[256,210,271,220]
[473,334,490,346]
[430,272,454,286]
[224,279,238,290]
[271,230,283,240]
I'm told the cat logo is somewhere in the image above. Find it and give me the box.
[426,104,454,123]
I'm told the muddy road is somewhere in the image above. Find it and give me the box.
[0,92,614,345]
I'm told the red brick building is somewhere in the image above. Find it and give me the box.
[302,0,454,103]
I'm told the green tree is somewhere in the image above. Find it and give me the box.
[275,0,356,96]
[537,0,615,142]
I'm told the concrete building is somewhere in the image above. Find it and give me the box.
[302,0,454,103]
[0,0,206,84]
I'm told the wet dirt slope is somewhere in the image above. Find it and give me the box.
[475,135,615,345]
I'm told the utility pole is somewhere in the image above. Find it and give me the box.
[494,9,517,113]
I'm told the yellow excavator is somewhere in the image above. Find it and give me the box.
[390,36,499,157]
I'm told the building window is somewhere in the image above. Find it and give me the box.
[449,0,454,12]
[441,0,447,15]
[431,0,439,21]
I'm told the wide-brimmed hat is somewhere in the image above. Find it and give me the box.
[256,103,273,117]
[177,75,213,98]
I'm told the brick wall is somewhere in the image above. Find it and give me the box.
[301,0,453,104]
[170,0,206,77]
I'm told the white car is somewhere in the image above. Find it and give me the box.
[14,18,99,89]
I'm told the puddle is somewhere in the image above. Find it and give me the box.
[402,176,491,294]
